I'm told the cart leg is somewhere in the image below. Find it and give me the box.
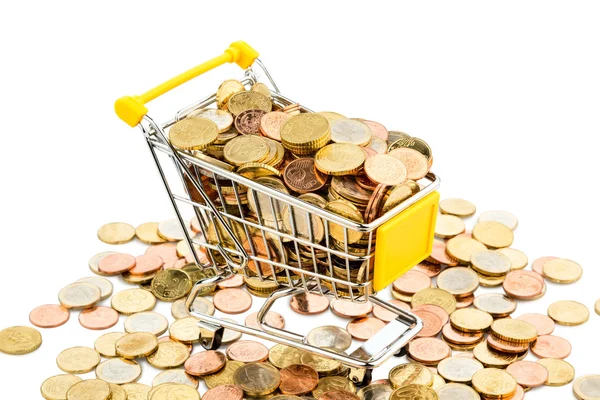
[198,321,224,350]
[394,345,408,357]
[348,367,373,387]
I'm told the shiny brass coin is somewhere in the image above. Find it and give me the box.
[318,111,346,122]
[95,357,142,384]
[325,199,364,244]
[66,380,111,400]
[381,181,420,214]
[151,269,192,302]
[477,272,506,287]
[472,342,517,368]
[490,318,538,343]
[387,136,432,166]
[97,222,135,244]
[537,358,575,386]
[122,383,152,400]
[315,143,365,175]
[299,193,329,209]
[306,326,352,351]
[111,288,157,315]
[147,341,190,369]
[135,222,167,244]
[0,326,42,355]
[204,360,244,388]
[412,288,457,314]
[596,299,600,316]
[478,210,519,230]
[542,258,583,283]
[251,82,271,97]
[56,347,100,374]
[58,282,101,309]
[330,119,372,146]
[471,368,517,399]
[300,351,342,374]
[269,344,303,369]
[234,362,281,396]
[473,293,516,317]
[41,374,82,400]
[169,118,219,150]
[435,383,479,400]
[152,369,199,388]
[445,236,487,265]
[169,317,202,344]
[149,383,201,400]
[190,108,234,133]
[438,198,476,217]
[228,91,272,116]
[115,332,159,359]
[239,162,281,180]
[450,309,493,333]
[389,363,433,388]
[94,332,127,358]
[364,154,408,186]
[436,267,479,297]
[389,385,438,400]
[437,357,483,384]
[280,113,330,155]
[224,135,269,166]
[573,375,600,399]
[548,300,590,326]
[217,79,245,109]
[496,248,528,270]
[312,377,356,399]
[434,215,465,238]
[472,221,514,249]
[470,250,512,277]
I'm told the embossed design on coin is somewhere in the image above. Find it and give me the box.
[388,147,429,180]
[169,118,219,150]
[364,154,407,185]
[95,358,141,384]
[226,340,270,363]
[279,364,319,395]
[79,306,119,330]
[547,300,589,326]
[284,158,327,193]
[185,350,227,376]
[59,282,101,309]
[66,379,111,400]
[57,347,101,374]
[290,293,330,315]
[228,91,272,116]
[235,109,267,135]
[41,374,82,400]
[346,317,386,340]
[203,384,244,400]
[29,304,70,328]
[233,362,281,396]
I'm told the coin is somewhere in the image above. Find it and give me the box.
[450,308,493,333]
[225,135,269,166]
[490,318,537,344]
[324,199,364,244]
[408,337,451,365]
[445,236,487,265]
[226,340,270,363]
[124,311,169,335]
[356,384,393,400]
[152,369,199,388]
[505,360,549,388]
[312,377,356,398]
[234,109,267,135]
[429,240,458,266]
[330,299,373,318]
[282,207,325,243]
[473,293,516,317]
[472,342,517,368]
[204,385,244,400]
[306,326,352,351]
[502,270,544,300]
[217,79,245,109]
[191,109,234,133]
[157,219,195,242]
[128,254,163,276]
[0,325,42,355]
[537,358,575,386]
[66,380,111,400]
[29,304,70,329]
[388,148,429,180]
[390,384,437,400]
[437,356,484,383]
[41,374,82,400]
[472,221,514,249]
[389,363,433,388]
[471,368,517,399]
[328,118,370,145]
[260,111,291,141]
[108,384,127,400]
[320,391,360,400]
[367,136,388,154]
[79,306,119,330]
[531,335,572,359]
[111,288,156,315]
[290,293,329,315]
[183,350,226,377]
[228,91,272,116]
[372,300,410,322]
[300,352,342,374]
[441,323,483,346]
[315,144,365,176]
[58,282,101,309]
[136,222,166,244]
[147,341,190,369]
[204,359,244,388]
[172,297,214,319]
[149,383,201,400]
[346,317,385,340]
[495,248,528,270]
[318,111,346,122]
[412,309,443,337]
[470,250,512,277]
[542,258,583,283]
[573,375,600,400]
[151,269,192,302]
[122,383,152,400]
[234,362,281,396]
[548,300,589,326]
[146,243,179,264]
[436,267,479,297]
[169,117,219,150]
[269,344,303,369]
[217,274,245,289]
[94,332,127,358]
[213,288,252,314]
[98,253,136,275]
[115,332,158,358]
[88,251,118,276]
[247,176,290,221]
[57,346,100,374]
[435,383,479,400]
[95,357,141,384]
[169,317,202,344]
[478,210,518,230]
[412,288,457,314]
[283,158,328,193]
[516,313,554,336]
[364,154,408,185]
[97,222,135,244]
[75,277,113,301]
[486,334,528,354]
[532,256,558,275]
[434,215,466,238]
[279,364,319,395]
[438,198,476,217]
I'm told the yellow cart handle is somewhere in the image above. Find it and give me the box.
[115,41,259,127]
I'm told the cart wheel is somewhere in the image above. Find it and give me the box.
[349,367,372,388]
[394,345,408,357]
[199,325,224,350]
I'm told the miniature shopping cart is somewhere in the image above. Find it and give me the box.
[115,41,440,385]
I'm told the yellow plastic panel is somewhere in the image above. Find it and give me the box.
[373,191,439,292]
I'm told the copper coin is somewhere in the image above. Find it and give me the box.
[506,361,549,388]
[167,258,187,269]
[29,304,70,328]
[412,309,443,337]
[412,304,449,326]
[532,256,558,275]
[78,306,119,330]
[184,350,227,376]
[235,109,267,135]
[145,243,179,264]
[279,364,319,395]
[331,299,373,318]
[128,254,163,276]
[260,111,290,141]
[516,313,555,336]
[245,311,285,330]
[361,147,378,159]
[203,384,244,400]
[360,119,389,141]
[364,154,408,185]
[355,174,378,191]
[217,274,245,289]
[441,323,483,345]
[226,340,270,363]
[364,184,387,223]
[347,317,385,340]
[372,300,411,322]
[408,337,451,365]
[530,335,572,359]
[283,158,328,194]
[487,335,529,354]
[290,293,330,315]
[455,294,475,309]
[320,391,360,400]
[392,270,431,295]
[502,270,544,299]
[213,288,252,314]
[412,262,442,278]
[98,253,136,275]
[429,240,458,266]
[512,384,525,400]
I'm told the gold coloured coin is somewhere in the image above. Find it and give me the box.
[205,360,244,389]
[315,144,365,176]
[41,374,82,400]
[318,111,346,122]
[190,109,234,133]
[330,119,372,146]
[269,344,303,369]
[300,351,342,374]
[445,236,487,265]
[234,362,281,396]
[147,341,190,369]
[435,383,479,400]
[151,269,192,302]
[95,358,142,384]
[497,248,528,270]
[388,135,433,166]
[169,317,202,344]
[596,299,600,316]
[470,250,512,277]
[136,222,166,244]
[573,375,600,399]
[364,154,408,186]
[324,200,364,244]
[94,332,127,358]
[490,318,538,343]
[450,309,493,333]
[434,215,465,238]
[542,258,583,283]
[478,210,518,230]
[431,374,446,390]
[436,357,484,383]
[58,282,101,309]
[472,342,517,368]
[224,135,269,166]
[0,326,42,355]
[124,311,169,335]
[66,380,111,400]
[247,176,290,221]
[547,300,590,326]
[280,113,331,155]
[472,221,514,249]
[115,332,159,359]
[436,267,479,297]
[381,180,420,214]
[122,383,152,400]
[109,384,127,400]
[537,358,575,386]
[390,384,437,400]
[149,383,201,400]
[389,363,433,388]
[111,289,157,315]
[56,347,100,374]
[412,288,457,314]
[169,118,219,150]
[228,91,272,116]
[97,222,135,244]
[152,369,199,388]
[471,368,517,399]
[312,377,356,399]
[439,198,476,217]
[216,79,245,109]
[282,207,325,243]
[251,82,271,97]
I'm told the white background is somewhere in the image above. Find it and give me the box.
[0,1,599,398]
